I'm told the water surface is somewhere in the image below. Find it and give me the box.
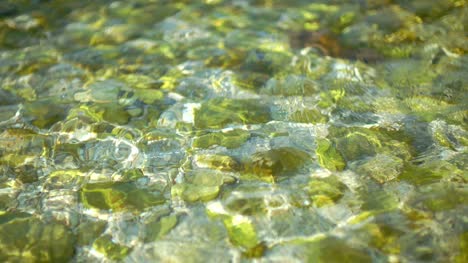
[0,0,467,262]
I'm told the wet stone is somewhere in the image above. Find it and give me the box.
[399,160,464,186]
[194,98,271,129]
[262,75,319,96]
[76,220,107,246]
[301,236,373,263]
[0,90,20,106]
[223,189,268,216]
[410,183,468,213]
[354,154,404,184]
[144,214,178,242]
[171,170,234,203]
[241,49,291,75]
[0,193,15,212]
[315,139,346,171]
[93,234,132,261]
[23,100,69,128]
[0,213,75,262]
[223,215,260,251]
[232,71,270,92]
[289,108,329,124]
[308,175,348,207]
[359,186,399,211]
[74,79,124,103]
[44,169,85,190]
[244,147,310,179]
[333,129,382,162]
[193,154,239,171]
[80,181,166,212]
[129,240,232,263]
[193,129,250,149]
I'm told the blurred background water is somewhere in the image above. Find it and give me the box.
[0,0,467,262]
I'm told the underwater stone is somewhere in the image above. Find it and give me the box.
[302,236,372,263]
[194,98,271,129]
[223,190,268,216]
[93,234,131,261]
[144,215,178,242]
[224,215,260,250]
[333,130,382,162]
[171,170,233,203]
[81,182,165,212]
[0,194,13,212]
[354,154,404,184]
[262,75,319,96]
[414,183,467,212]
[23,100,68,128]
[193,154,239,171]
[241,49,291,75]
[430,120,467,149]
[399,159,465,186]
[133,88,164,104]
[193,129,250,149]
[15,165,38,184]
[95,104,131,125]
[76,220,107,246]
[232,71,270,92]
[244,147,310,179]
[74,79,124,103]
[120,169,145,182]
[119,74,158,89]
[0,90,20,106]
[315,139,346,171]
[0,214,75,262]
[44,169,85,190]
[360,187,399,211]
[308,176,348,207]
[455,232,468,263]
[129,240,232,262]
[351,222,403,255]
[0,129,50,163]
[289,108,329,124]
[171,184,220,203]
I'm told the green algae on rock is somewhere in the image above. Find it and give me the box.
[194,98,271,129]
[193,129,250,149]
[300,236,373,263]
[44,169,85,190]
[223,215,261,252]
[244,147,310,179]
[144,214,178,242]
[222,188,268,216]
[76,220,107,246]
[353,154,404,184]
[171,183,220,203]
[194,154,239,171]
[93,234,132,261]
[409,182,468,212]
[81,181,165,212]
[262,75,319,96]
[359,187,399,212]
[334,131,381,161]
[289,108,329,124]
[171,170,235,203]
[0,214,75,262]
[315,138,346,171]
[308,175,348,207]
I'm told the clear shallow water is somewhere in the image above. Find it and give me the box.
[0,0,467,262]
